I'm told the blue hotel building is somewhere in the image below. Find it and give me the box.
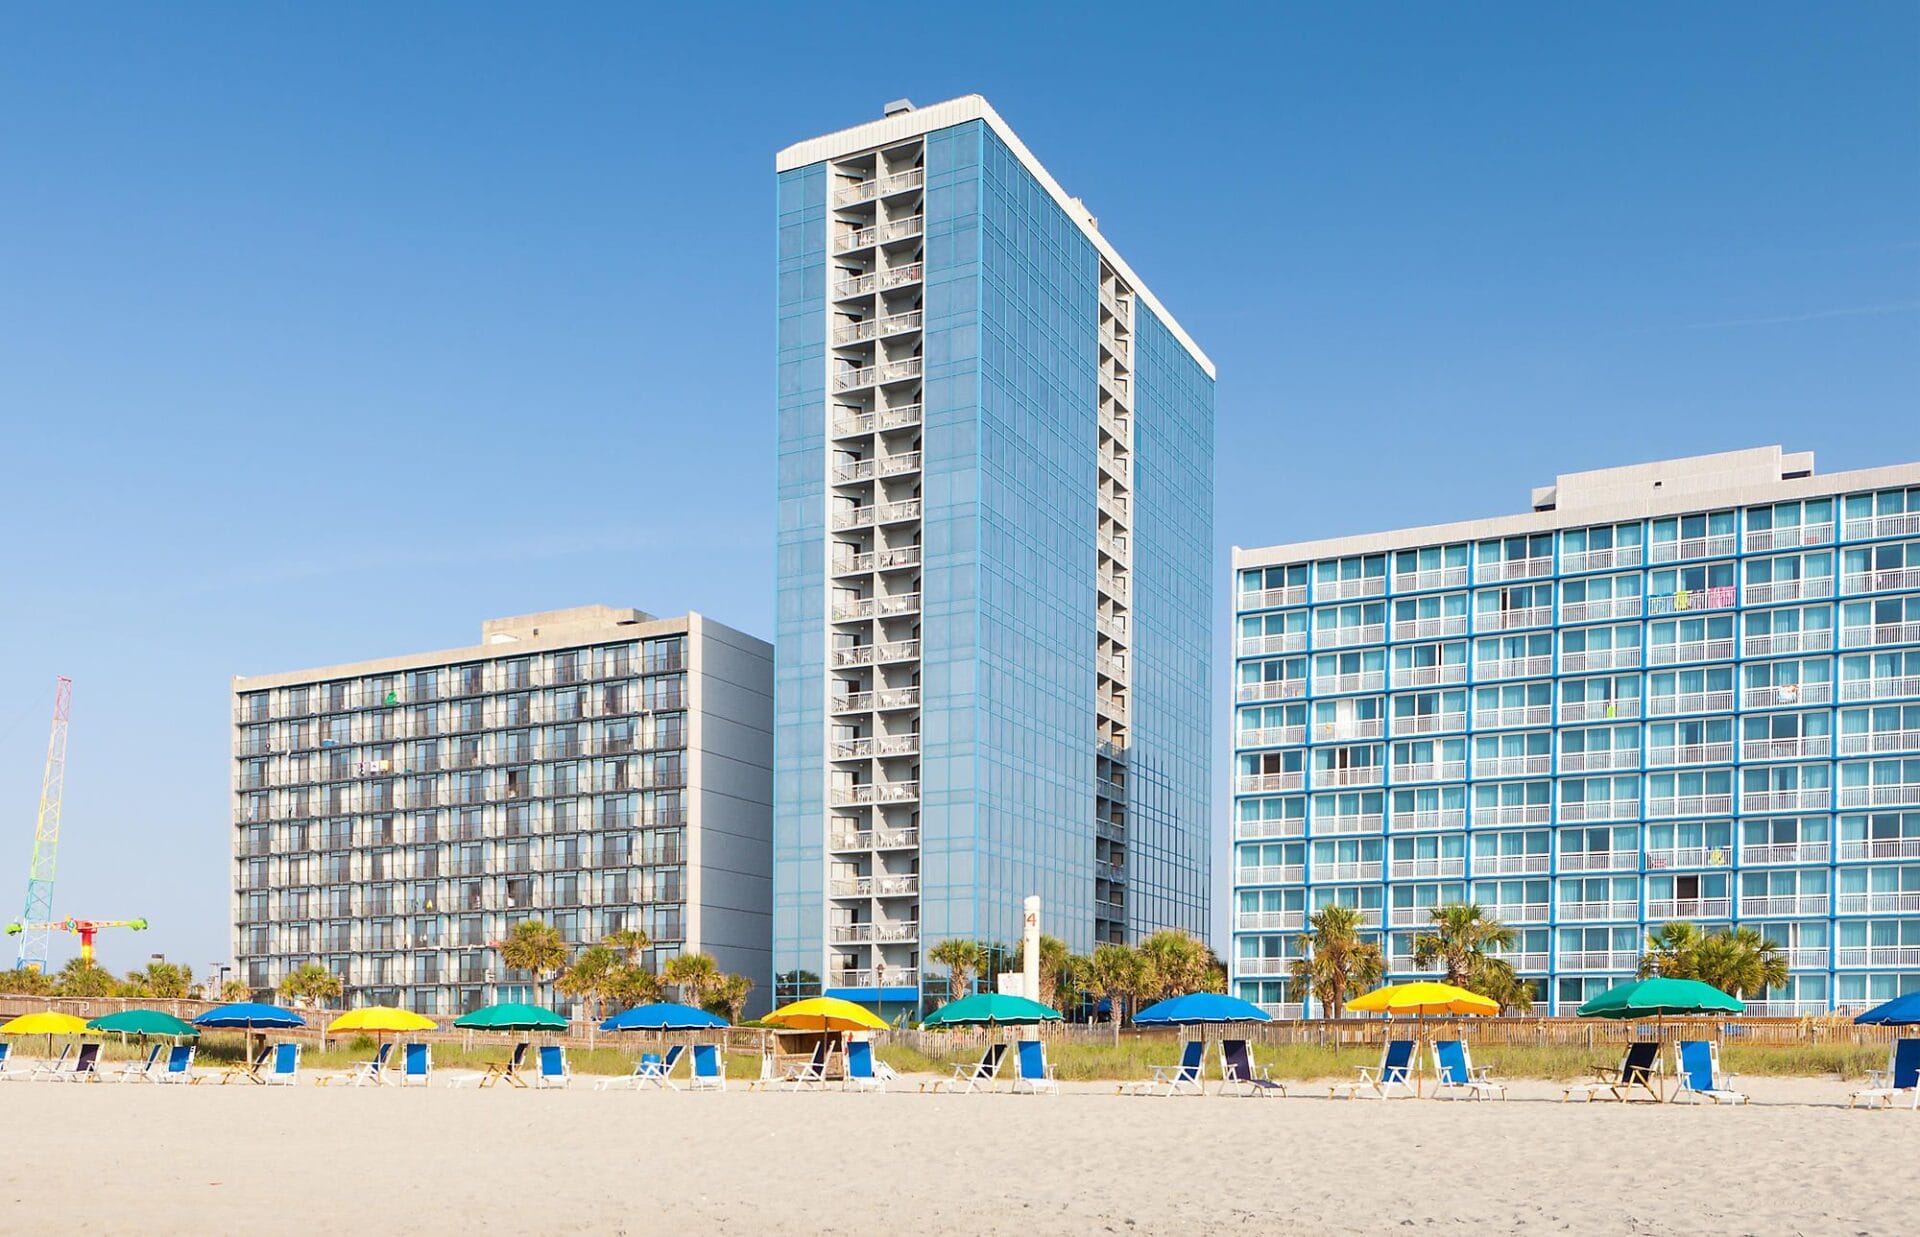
[774,97,1214,1010]
[1231,448,1920,1016]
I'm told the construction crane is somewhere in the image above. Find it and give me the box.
[12,676,71,972]
[5,917,148,966]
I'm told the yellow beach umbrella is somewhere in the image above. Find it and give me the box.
[1344,982,1499,1018]
[326,1007,437,1035]
[762,997,887,1032]
[2,1009,90,1059]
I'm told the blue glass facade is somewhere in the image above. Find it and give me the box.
[1230,456,1920,1017]
[775,101,1214,1007]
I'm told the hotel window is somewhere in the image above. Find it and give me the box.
[1649,510,1735,561]
[1842,487,1920,538]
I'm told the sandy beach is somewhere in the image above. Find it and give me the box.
[1,1074,1911,1235]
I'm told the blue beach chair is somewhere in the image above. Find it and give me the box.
[156,1044,197,1084]
[264,1042,301,1086]
[0,1041,20,1082]
[843,1039,885,1092]
[1218,1038,1286,1097]
[535,1045,571,1089]
[1672,1040,1746,1105]
[1012,1039,1059,1095]
[115,1044,165,1083]
[943,1042,1007,1094]
[328,1042,391,1087]
[688,1043,726,1092]
[1431,1039,1506,1101]
[1123,1039,1206,1096]
[1852,1038,1920,1110]
[398,1042,431,1087]
[1335,1039,1416,1100]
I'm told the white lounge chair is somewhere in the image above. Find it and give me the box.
[1852,1038,1920,1110]
[1011,1040,1059,1095]
[396,1042,431,1088]
[1431,1039,1506,1101]
[688,1044,727,1092]
[1332,1039,1416,1100]
[534,1045,571,1089]
[155,1044,198,1084]
[843,1040,886,1092]
[781,1040,831,1091]
[1121,1040,1206,1096]
[263,1042,301,1086]
[1218,1038,1286,1097]
[942,1042,1007,1094]
[114,1044,166,1083]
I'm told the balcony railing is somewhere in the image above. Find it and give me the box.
[1560,698,1640,723]
[1561,546,1643,574]
[1392,711,1466,736]
[831,826,920,852]
[831,309,924,345]
[1740,841,1830,865]
[1748,577,1836,606]
[1649,691,1736,716]
[1846,566,1920,595]
[1234,910,1304,932]
[1557,849,1638,872]
[1840,728,1920,757]
[1560,597,1642,624]
[1837,782,1920,808]
[829,874,921,899]
[1389,856,1464,879]
[1557,799,1637,824]
[1475,755,1552,778]
[1645,897,1731,918]
[1237,680,1306,703]
[832,687,921,715]
[1837,945,1920,967]
[1646,793,1734,817]
[1739,894,1828,916]
[832,167,925,206]
[1319,624,1385,648]
[1476,803,1550,825]
[1232,957,1291,977]
[1392,616,1468,641]
[1238,864,1306,885]
[828,966,921,988]
[1236,771,1305,794]
[1473,852,1550,875]
[830,781,921,807]
[1645,742,1733,767]
[1840,676,1920,703]
[829,921,921,945]
[1742,788,1830,813]
[830,734,921,760]
[1560,648,1640,673]
[1477,704,1552,729]
[1390,664,1467,688]
[1238,725,1306,748]
[1837,837,1920,861]
[1240,584,1307,610]
[1314,766,1383,788]
[1743,630,1833,657]
[1390,761,1466,783]
[1319,576,1386,600]
[1311,812,1379,835]
[1837,891,1920,914]
[1557,950,1640,970]
[1238,632,1308,656]
[1491,555,1554,580]
[1234,814,1304,840]
[1558,749,1638,773]
[1477,655,1553,680]
[1742,735,1831,761]
[1389,808,1466,832]
[1745,523,1834,552]
[1647,639,1735,667]
[1643,847,1732,870]
[1392,567,1469,593]
[1312,861,1380,883]
[1558,900,1639,921]
[834,214,925,253]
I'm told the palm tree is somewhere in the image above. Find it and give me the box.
[1410,903,1516,988]
[54,957,116,998]
[661,953,723,1008]
[1638,921,1708,979]
[277,962,342,1010]
[500,919,567,1005]
[927,938,984,1004]
[1466,956,1535,1013]
[1139,930,1216,1001]
[603,928,653,967]
[1011,934,1074,1009]
[1695,926,1790,999]
[1083,942,1150,1025]
[1288,905,1385,1017]
[124,961,194,999]
[556,946,621,1022]
[220,978,254,1002]
[706,973,754,1023]
[603,962,662,1013]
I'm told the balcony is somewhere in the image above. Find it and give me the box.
[1744,577,1833,605]
[1237,864,1306,885]
[1742,788,1830,814]
[1319,576,1387,601]
[831,309,924,346]
[1649,533,1736,562]
[1837,782,1920,809]
[1493,902,1551,924]
[1558,749,1638,773]
[834,214,925,253]
[1846,566,1920,595]
[1645,742,1733,767]
[1743,630,1833,657]
[1740,841,1830,865]
[1739,894,1828,916]
[1558,899,1639,921]
[1489,606,1554,631]
[1313,860,1381,883]
[1647,639,1735,667]
[831,592,921,623]
[1745,523,1834,552]
[1235,909,1304,932]
[1491,555,1554,581]
[829,874,921,899]
[1837,890,1920,914]
[1560,597,1642,624]
[1557,950,1641,971]
[1316,671,1388,696]
[828,966,921,988]
[1498,949,1552,971]
[1842,622,1920,649]
[1645,897,1731,918]
[829,921,921,945]
[1476,802,1550,825]
[1392,616,1469,641]
[1643,847,1732,871]
[830,781,921,807]
[833,168,926,207]
[1391,664,1468,689]
[1741,735,1831,761]
[1314,766,1383,789]
[1238,632,1307,657]
[1233,957,1292,977]
[1390,761,1466,783]
[1477,704,1553,729]
[831,640,921,671]
[1646,793,1734,817]
[835,404,924,438]
[1477,655,1553,680]
[1389,856,1465,879]
[1560,648,1640,673]
[1837,945,1920,968]
[1838,836,1920,861]
[1392,567,1469,593]
[1649,691,1736,716]
[1840,728,1920,756]
[1392,711,1466,736]
[1844,511,1920,540]
[1476,755,1551,779]
[1560,698,1640,724]
[832,825,920,852]
[832,687,921,715]
[1557,849,1638,872]
[1238,725,1306,749]
[833,357,923,393]
[1840,676,1920,703]
[1236,771,1305,794]
[1234,814,1304,841]
[1561,546,1643,574]
[831,452,922,485]
[1319,624,1386,648]
[1473,852,1550,876]
[831,734,921,760]
[1097,491,1130,522]
[1237,679,1306,703]
[1388,808,1466,832]
[1313,812,1381,835]
[1241,585,1307,613]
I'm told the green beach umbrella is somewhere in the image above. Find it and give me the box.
[1576,977,1744,1019]
[87,1009,199,1037]
[452,1002,568,1031]
[921,992,1062,1028]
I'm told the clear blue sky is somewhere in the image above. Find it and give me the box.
[0,4,1913,974]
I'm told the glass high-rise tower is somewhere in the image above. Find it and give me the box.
[774,96,1215,1011]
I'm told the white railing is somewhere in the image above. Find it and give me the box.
[830,734,921,760]
[832,687,921,714]
[1389,856,1465,879]
[1647,639,1735,666]
[1389,809,1468,831]
[828,874,921,899]
[1390,664,1468,688]
[1557,849,1638,872]
[833,273,878,299]
[1392,567,1468,592]
[1743,630,1833,657]
[1558,798,1640,823]
[1313,812,1381,835]
[1739,842,1830,865]
[1477,704,1553,729]
[1393,616,1468,640]
[1390,761,1466,783]
[1645,742,1733,767]
[1315,672,1386,694]
[1847,566,1920,594]
[1314,766,1383,788]
[877,263,925,292]
[835,214,925,252]
[1845,511,1920,540]
[1497,950,1552,971]
[1560,596,1643,623]
[1492,555,1554,580]
[1646,793,1733,817]
[1392,711,1466,736]
[1234,815,1305,841]
[1649,691,1736,716]
[1836,945,1920,968]
[1838,728,1920,756]
[1836,891,1920,914]
[1489,606,1553,630]
[1742,788,1830,813]
[1741,736,1830,761]
[1744,576,1833,605]
[1645,897,1731,918]
[831,309,924,344]
[829,921,920,944]
[1234,910,1304,932]
[1237,864,1305,885]
[1837,837,1920,861]
[1319,576,1387,600]
[1241,584,1307,610]
[830,640,920,669]
[1561,546,1643,574]
[1739,894,1828,917]
[1841,622,1920,648]
[1560,648,1640,673]
[1643,848,1732,871]
[830,780,921,807]
[1319,624,1386,648]
[1237,680,1306,703]
[1837,782,1920,808]
[1649,533,1736,562]
[1840,677,1920,703]
[1476,754,1552,778]
[1474,853,1550,875]
[1478,655,1553,680]
[1491,903,1551,924]
[1312,861,1380,883]
[832,167,926,206]
[1558,900,1640,921]
[1233,957,1291,977]
[1477,803,1550,825]
[1238,632,1306,656]
[1238,725,1306,748]
[828,967,921,987]
[1237,771,1305,794]
[1744,522,1833,552]
[1559,749,1639,773]
[1557,950,1640,970]
[1560,698,1641,723]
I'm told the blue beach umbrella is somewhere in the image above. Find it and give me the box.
[600,1002,729,1032]
[1855,992,1920,1026]
[1133,993,1273,1026]
[193,1002,307,1031]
